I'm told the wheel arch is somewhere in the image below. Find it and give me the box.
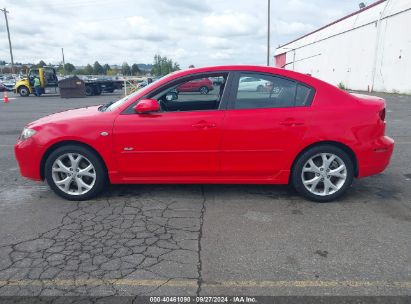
[17,84,33,94]
[40,140,108,180]
[290,140,359,181]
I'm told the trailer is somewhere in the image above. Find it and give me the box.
[83,78,123,96]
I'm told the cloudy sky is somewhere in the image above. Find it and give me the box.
[0,0,362,67]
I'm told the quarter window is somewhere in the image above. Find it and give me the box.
[234,73,314,109]
[295,83,314,107]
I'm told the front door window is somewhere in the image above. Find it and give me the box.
[151,73,228,112]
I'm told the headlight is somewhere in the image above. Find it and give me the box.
[20,128,36,140]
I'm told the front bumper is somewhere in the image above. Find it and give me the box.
[14,138,44,181]
[357,136,394,178]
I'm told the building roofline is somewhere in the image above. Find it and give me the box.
[277,0,386,49]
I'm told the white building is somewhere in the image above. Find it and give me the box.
[274,0,411,94]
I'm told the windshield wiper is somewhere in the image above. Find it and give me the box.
[99,100,116,112]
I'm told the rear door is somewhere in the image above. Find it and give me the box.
[220,72,315,179]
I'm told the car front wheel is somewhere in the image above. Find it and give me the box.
[292,145,354,202]
[45,145,107,201]
[18,86,30,97]
[199,86,209,94]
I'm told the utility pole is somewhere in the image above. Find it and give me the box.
[1,8,14,74]
[267,0,271,66]
[61,48,65,74]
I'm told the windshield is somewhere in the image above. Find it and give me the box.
[103,74,172,112]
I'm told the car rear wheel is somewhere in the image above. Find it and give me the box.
[292,145,354,202]
[85,86,94,96]
[45,145,107,201]
[93,86,102,95]
[199,86,209,94]
[18,86,30,97]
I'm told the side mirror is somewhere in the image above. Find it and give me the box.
[134,99,160,114]
[166,91,178,101]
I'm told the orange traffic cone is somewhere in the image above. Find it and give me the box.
[3,92,9,103]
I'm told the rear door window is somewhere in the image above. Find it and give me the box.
[233,72,315,109]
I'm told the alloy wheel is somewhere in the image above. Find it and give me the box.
[301,153,347,196]
[51,153,96,196]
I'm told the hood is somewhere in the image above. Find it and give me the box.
[27,105,101,129]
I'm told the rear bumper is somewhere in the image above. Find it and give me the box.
[357,136,394,178]
[14,138,44,181]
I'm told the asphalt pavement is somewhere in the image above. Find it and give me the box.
[0,91,410,297]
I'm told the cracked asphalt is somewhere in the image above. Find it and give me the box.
[0,92,410,297]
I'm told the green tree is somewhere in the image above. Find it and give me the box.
[106,69,116,76]
[151,54,180,76]
[121,62,131,76]
[36,60,47,68]
[84,64,93,75]
[64,63,76,74]
[21,65,29,74]
[131,64,141,76]
[103,64,111,75]
[93,61,104,75]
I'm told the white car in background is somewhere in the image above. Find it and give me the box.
[238,77,268,92]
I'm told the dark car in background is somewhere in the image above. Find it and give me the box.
[0,82,7,92]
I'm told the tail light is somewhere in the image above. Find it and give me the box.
[379,108,386,121]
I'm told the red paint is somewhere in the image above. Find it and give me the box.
[14,65,394,186]
[134,99,160,113]
[274,53,286,68]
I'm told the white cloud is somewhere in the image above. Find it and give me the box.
[0,0,362,67]
[274,21,316,35]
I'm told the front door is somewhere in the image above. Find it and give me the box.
[113,72,229,180]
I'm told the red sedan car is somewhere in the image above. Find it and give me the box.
[176,77,213,94]
[15,65,394,202]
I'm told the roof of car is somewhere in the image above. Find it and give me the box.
[173,65,319,86]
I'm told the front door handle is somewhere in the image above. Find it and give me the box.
[280,120,304,127]
[192,121,216,129]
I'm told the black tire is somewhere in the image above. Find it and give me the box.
[257,85,264,92]
[93,86,102,95]
[291,144,354,203]
[85,86,94,96]
[18,86,30,97]
[199,86,209,95]
[45,145,107,201]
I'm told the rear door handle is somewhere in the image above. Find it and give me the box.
[192,121,216,129]
[280,120,304,127]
